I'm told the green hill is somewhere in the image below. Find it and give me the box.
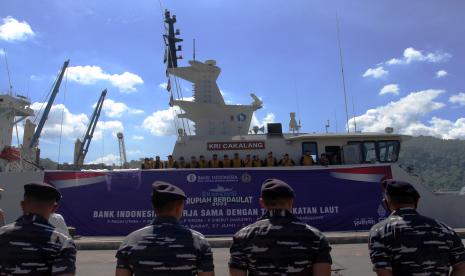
[399,136,465,191]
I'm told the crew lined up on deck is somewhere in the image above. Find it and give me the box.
[141,151,333,169]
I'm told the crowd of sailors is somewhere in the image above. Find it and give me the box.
[141,151,332,169]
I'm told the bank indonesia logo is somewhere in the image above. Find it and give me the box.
[241,173,252,183]
[377,203,387,218]
[187,173,197,183]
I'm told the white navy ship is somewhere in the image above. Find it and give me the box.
[2,10,464,236]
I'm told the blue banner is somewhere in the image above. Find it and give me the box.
[45,166,392,236]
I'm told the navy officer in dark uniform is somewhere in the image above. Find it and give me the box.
[0,182,76,275]
[229,178,332,276]
[115,181,214,276]
[369,179,465,275]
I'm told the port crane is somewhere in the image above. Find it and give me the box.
[19,60,70,166]
[74,89,107,167]
[28,60,70,150]
[117,132,128,169]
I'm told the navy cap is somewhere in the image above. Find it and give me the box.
[151,181,187,206]
[382,179,420,199]
[24,182,61,202]
[261,178,295,199]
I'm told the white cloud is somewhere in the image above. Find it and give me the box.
[66,65,144,93]
[132,135,144,140]
[127,149,142,155]
[29,102,123,142]
[91,154,120,165]
[159,82,168,90]
[449,93,465,106]
[349,89,465,139]
[386,47,451,65]
[0,16,35,42]
[436,70,448,78]
[362,66,388,79]
[251,112,275,131]
[30,74,42,81]
[419,117,465,139]
[94,120,124,140]
[0,48,4,56]
[142,107,194,136]
[99,98,144,118]
[30,102,88,141]
[379,84,400,96]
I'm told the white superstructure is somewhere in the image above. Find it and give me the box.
[0,94,44,223]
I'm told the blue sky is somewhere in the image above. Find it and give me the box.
[1,0,464,164]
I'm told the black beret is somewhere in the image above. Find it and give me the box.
[382,179,420,199]
[261,178,295,199]
[24,182,61,202]
[152,181,186,205]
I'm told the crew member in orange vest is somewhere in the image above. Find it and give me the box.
[165,155,179,168]
[141,158,150,169]
[154,156,164,169]
[148,158,155,169]
[263,152,278,167]
[178,156,189,168]
[223,154,232,168]
[190,156,199,168]
[300,150,315,166]
[198,155,208,168]
[279,153,295,166]
[252,155,262,167]
[232,153,243,168]
[243,154,253,167]
[209,154,222,168]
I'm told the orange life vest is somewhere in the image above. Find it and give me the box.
[199,160,208,168]
[266,157,275,167]
[282,158,294,166]
[210,160,220,168]
[302,155,313,165]
[232,158,242,168]
[223,159,231,168]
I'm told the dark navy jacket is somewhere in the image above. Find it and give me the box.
[229,209,332,275]
[116,216,214,275]
[369,208,465,275]
[0,214,76,275]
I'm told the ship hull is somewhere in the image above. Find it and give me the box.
[0,171,45,224]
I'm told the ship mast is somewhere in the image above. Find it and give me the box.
[163,10,182,70]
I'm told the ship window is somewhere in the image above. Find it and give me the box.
[325,146,341,165]
[302,142,318,161]
[363,141,377,163]
[378,140,400,162]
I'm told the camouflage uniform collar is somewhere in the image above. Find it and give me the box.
[262,209,296,220]
[392,208,417,216]
[152,216,180,225]
[17,213,51,225]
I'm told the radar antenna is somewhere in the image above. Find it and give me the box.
[289,112,301,135]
